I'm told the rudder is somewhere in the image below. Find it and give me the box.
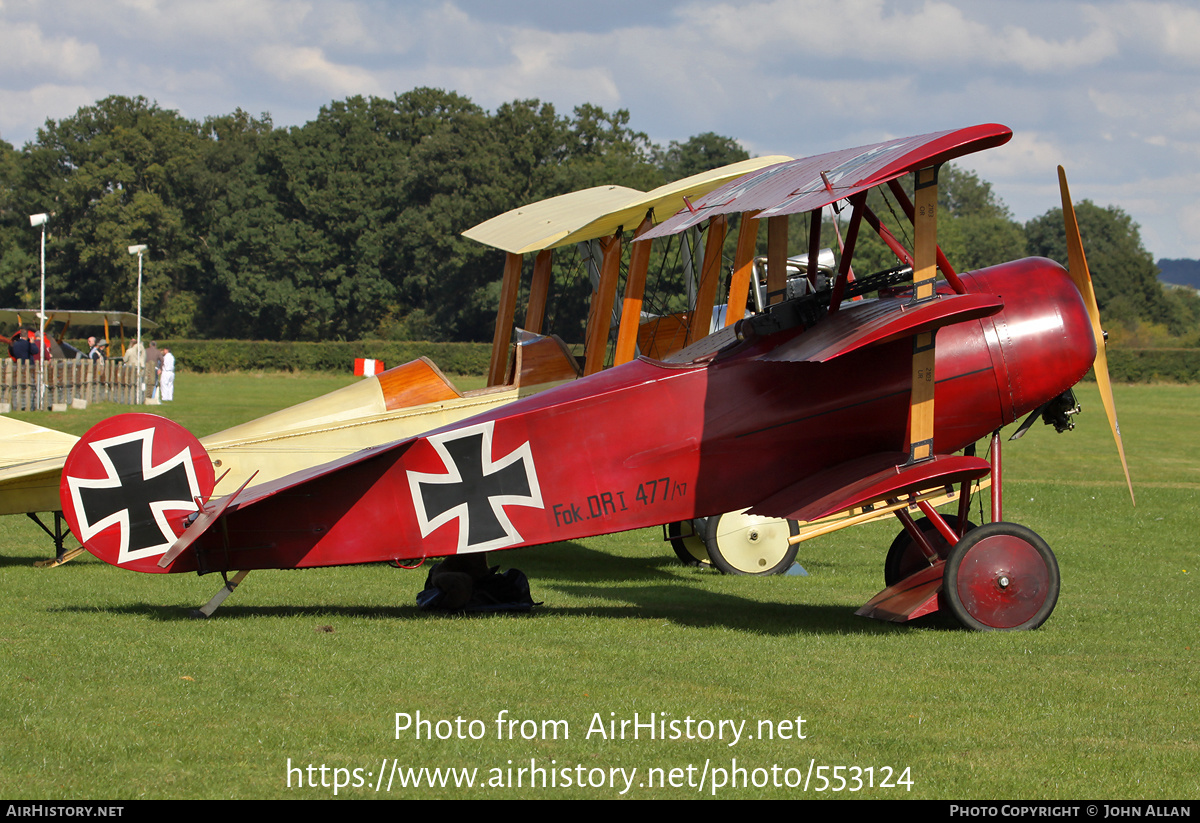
[60,413,215,573]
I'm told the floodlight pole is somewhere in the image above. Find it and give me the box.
[29,214,49,410]
[128,244,148,404]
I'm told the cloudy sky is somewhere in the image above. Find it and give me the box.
[2,0,1198,260]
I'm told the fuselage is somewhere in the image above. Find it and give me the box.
[166,257,1093,574]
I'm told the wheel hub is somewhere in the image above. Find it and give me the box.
[704,510,799,575]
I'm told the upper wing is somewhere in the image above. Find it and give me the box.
[462,155,793,254]
[461,185,644,255]
[639,124,1013,241]
[0,308,158,329]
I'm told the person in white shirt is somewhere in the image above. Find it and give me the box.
[155,347,175,401]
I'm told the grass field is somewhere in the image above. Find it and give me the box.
[0,373,1195,799]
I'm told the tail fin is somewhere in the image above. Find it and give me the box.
[60,414,215,573]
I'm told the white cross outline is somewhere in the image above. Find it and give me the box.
[66,427,202,565]
[406,420,544,553]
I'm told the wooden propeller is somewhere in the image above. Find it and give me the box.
[1058,166,1135,505]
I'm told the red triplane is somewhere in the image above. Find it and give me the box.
[60,124,1132,630]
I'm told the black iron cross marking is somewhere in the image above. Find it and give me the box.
[67,429,201,564]
[407,421,543,552]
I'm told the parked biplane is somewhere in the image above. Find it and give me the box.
[1,357,526,563]
[58,123,1133,630]
[1,308,158,359]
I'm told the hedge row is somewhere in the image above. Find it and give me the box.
[1096,348,1200,383]
[162,340,492,375]
[117,340,1200,383]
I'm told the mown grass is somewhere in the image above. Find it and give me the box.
[0,377,1195,799]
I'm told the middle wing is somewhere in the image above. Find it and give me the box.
[756,292,1003,363]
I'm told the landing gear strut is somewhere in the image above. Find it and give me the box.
[862,431,1060,631]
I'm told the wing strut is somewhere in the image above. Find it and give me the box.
[861,206,914,269]
[613,214,655,365]
[906,164,941,464]
[886,179,967,295]
[827,192,868,314]
[487,252,523,386]
[724,211,761,328]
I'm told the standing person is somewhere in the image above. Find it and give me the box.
[87,336,105,361]
[10,331,32,409]
[10,330,31,362]
[155,347,175,402]
[145,341,160,398]
[31,331,50,361]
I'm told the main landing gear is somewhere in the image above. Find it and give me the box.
[941,523,1059,631]
[28,511,87,568]
[859,431,1061,631]
[667,510,800,575]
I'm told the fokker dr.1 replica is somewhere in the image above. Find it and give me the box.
[59,123,1132,630]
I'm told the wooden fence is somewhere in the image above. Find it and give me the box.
[1,359,143,410]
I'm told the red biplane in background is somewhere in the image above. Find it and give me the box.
[59,123,1133,630]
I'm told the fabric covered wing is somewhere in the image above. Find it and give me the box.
[759,293,1003,364]
[749,452,992,523]
[640,124,1012,241]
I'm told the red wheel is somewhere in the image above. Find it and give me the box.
[942,523,1059,631]
[884,515,975,587]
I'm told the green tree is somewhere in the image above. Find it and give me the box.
[388,94,665,341]
[0,138,37,310]
[655,132,749,181]
[19,96,211,335]
[1025,201,1170,330]
[554,104,661,192]
[205,96,409,340]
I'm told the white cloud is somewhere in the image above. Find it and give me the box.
[680,0,1117,71]
[1170,199,1200,258]
[1,0,1198,256]
[0,21,101,79]
[0,85,104,146]
[253,44,384,97]
[1089,87,1200,138]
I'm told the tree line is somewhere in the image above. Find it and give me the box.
[0,91,1191,346]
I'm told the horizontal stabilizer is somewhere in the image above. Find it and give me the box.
[213,433,418,514]
[158,472,257,569]
[749,452,991,523]
[759,293,1003,364]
